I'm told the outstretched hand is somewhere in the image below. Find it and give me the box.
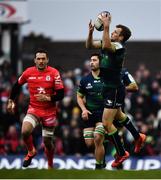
[88,19,94,33]
[7,99,15,114]
[82,109,92,120]
[99,13,111,27]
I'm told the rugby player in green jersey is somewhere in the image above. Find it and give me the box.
[86,13,146,168]
[77,53,146,169]
[77,53,105,169]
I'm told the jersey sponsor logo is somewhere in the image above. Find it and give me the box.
[28,76,36,80]
[37,87,46,94]
[86,83,93,89]
[94,80,101,83]
[38,76,43,80]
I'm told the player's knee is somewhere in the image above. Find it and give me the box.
[85,139,94,148]
[94,134,103,146]
[21,128,31,139]
[21,123,33,138]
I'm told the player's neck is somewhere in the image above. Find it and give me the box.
[36,66,47,72]
[92,70,100,79]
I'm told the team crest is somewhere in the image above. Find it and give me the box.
[46,75,51,81]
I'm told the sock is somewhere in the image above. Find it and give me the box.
[120,117,140,140]
[96,159,104,165]
[104,133,113,144]
[109,130,125,156]
[23,134,34,152]
[95,160,104,169]
[45,147,54,168]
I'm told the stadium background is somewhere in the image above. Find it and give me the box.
[0,0,161,178]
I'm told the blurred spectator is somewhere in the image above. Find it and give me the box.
[5,125,19,154]
[0,131,6,155]
[82,60,90,75]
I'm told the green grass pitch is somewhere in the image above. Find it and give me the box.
[0,169,161,179]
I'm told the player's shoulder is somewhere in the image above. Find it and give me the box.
[112,42,124,50]
[80,73,92,82]
[23,66,36,74]
[47,66,60,73]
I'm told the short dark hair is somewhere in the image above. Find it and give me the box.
[90,53,101,61]
[35,48,48,58]
[116,24,131,43]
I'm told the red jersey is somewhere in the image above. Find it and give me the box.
[18,66,64,117]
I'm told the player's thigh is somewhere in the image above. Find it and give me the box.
[22,113,39,134]
[115,107,126,120]
[102,108,118,122]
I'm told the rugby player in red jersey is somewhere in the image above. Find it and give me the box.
[7,49,64,169]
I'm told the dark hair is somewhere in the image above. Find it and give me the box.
[116,24,131,43]
[35,48,48,58]
[90,53,101,61]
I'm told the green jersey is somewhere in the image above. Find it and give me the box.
[100,42,125,88]
[77,72,104,112]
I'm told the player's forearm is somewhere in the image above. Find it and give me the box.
[77,95,87,111]
[86,32,94,49]
[51,88,64,102]
[35,89,64,102]
[9,81,22,101]
[102,26,112,50]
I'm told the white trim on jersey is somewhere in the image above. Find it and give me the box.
[112,42,123,50]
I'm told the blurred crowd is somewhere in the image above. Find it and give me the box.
[0,59,161,157]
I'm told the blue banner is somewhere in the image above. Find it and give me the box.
[0,155,161,170]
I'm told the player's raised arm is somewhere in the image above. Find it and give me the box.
[86,20,102,49]
[100,13,114,52]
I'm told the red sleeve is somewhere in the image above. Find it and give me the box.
[18,69,28,85]
[53,69,64,90]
